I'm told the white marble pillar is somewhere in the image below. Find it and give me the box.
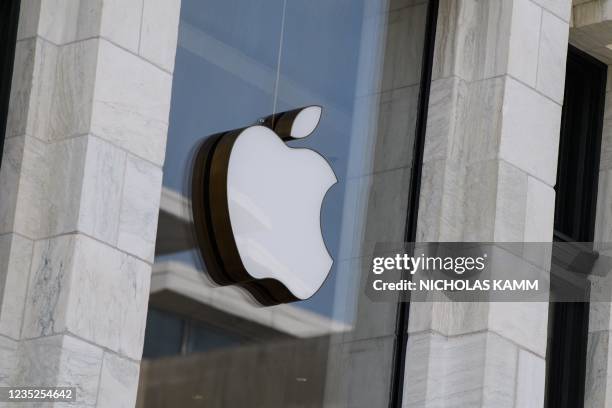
[403,0,571,406]
[0,0,180,405]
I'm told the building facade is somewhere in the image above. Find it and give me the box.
[0,0,610,407]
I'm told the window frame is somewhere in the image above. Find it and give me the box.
[390,1,439,407]
[545,44,608,408]
[0,0,20,170]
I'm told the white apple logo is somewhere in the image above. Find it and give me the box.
[191,106,337,305]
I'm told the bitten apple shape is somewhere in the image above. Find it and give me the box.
[191,106,337,306]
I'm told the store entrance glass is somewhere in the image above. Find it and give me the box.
[138,0,432,406]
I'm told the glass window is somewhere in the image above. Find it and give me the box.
[142,308,185,359]
[141,0,431,405]
[186,322,245,354]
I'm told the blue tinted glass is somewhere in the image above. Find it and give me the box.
[158,0,370,322]
[163,0,284,193]
[148,0,429,405]
[275,0,365,317]
[142,308,185,358]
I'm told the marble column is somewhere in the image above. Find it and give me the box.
[0,0,180,406]
[403,0,571,406]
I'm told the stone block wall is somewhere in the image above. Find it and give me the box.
[0,0,180,405]
[404,0,571,406]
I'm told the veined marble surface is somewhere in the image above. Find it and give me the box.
[22,234,151,360]
[12,334,103,407]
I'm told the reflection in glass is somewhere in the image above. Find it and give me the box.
[138,0,429,406]
[142,308,185,359]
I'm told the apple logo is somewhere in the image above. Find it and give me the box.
[191,106,337,306]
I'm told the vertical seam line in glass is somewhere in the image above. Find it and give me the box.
[389,1,439,407]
